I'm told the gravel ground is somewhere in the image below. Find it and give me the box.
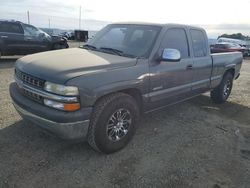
[0,58,250,188]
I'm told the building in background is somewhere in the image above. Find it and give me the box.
[74,30,88,42]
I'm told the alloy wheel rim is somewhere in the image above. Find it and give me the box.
[223,79,231,97]
[106,108,132,142]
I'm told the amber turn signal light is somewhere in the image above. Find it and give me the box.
[64,103,81,111]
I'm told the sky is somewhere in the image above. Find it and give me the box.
[1,0,250,38]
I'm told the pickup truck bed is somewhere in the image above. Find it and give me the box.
[211,52,242,88]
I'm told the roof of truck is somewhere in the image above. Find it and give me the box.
[112,21,204,30]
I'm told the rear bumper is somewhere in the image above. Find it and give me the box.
[10,82,92,140]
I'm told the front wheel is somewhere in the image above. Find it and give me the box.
[210,72,233,103]
[87,93,139,154]
[53,43,68,50]
[61,43,69,49]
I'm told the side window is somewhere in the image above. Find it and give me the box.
[0,23,23,34]
[190,29,207,57]
[161,28,189,59]
[23,24,39,36]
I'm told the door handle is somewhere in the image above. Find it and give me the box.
[186,64,193,70]
[1,36,8,38]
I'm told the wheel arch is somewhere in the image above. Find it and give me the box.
[93,88,143,113]
[225,67,235,78]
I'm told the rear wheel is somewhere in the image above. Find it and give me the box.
[87,93,139,154]
[210,72,233,103]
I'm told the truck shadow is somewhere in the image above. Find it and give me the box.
[188,95,250,125]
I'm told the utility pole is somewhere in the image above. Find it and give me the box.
[49,19,51,29]
[79,6,81,31]
[82,8,84,30]
[27,11,30,24]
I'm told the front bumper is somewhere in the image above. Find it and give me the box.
[10,82,92,140]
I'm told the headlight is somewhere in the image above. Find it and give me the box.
[44,82,79,96]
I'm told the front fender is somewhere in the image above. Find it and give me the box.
[75,79,146,107]
[66,60,149,107]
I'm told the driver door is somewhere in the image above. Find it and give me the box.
[148,27,194,110]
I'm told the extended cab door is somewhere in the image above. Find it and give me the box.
[189,29,212,94]
[0,22,26,55]
[147,27,194,109]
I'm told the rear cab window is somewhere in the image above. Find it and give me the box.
[190,29,208,57]
[0,22,23,34]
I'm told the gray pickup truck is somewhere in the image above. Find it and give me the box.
[10,23,243,153]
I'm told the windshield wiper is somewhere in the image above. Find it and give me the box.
[99,47,124,56]
[99,47,136,58]
[83,45,136,58]
[81,44,97,50]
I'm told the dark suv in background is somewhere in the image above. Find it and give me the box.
[0,20,69,57]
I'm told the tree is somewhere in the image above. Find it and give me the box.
[218,33,250,40]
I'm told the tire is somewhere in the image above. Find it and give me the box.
[53,43,69,50]
[210,72,233,103]
[53,44,61,50]
[60,43,69,49]
[64,43,69,48]
[87,93,140,154]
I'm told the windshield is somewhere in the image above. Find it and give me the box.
[86,24,162,58]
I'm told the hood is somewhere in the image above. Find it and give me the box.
[16,48,137,84]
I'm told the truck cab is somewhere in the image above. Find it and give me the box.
[146,25,212,109]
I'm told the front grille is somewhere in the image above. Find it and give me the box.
[15,69,45,88]
[15,68,45,103]
[22,88,43,103]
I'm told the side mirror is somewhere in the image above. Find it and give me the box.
[161,48,181,62]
